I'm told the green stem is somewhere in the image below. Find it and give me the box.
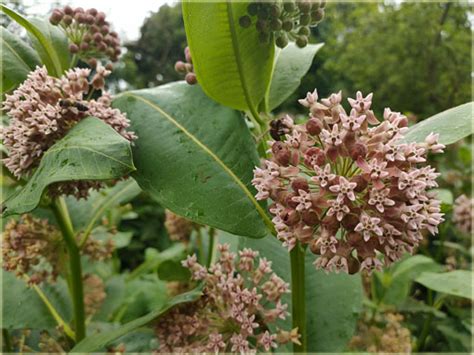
[2,329,12,352]
[206,228,216,268]
[416,289,434,351]
[290,242,307,353]
[52,197,86,342]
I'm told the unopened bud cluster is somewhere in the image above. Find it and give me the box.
[1,65,136,199]
[83,274,106,316]
[165,210,196,242]
[452,194,472,234]
[2,215,62,285]
[154,244,299,353]
[50,6,121,62]
[252,89,445,274]
[174,47,197,85]
[240,0,325,48]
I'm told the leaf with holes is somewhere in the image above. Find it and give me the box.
[182,1,274,112]
[265,42,324,112]
[113,82,271,238]
[2,117,135,216]
[1,26,41,94]
[403,102,473,145]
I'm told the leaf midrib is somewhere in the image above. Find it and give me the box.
[1,37,33,73]
[120,92,273,232]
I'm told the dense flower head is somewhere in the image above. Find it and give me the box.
[154,243,299,353]
[452,194,473,234]
[164,210,196,242]
[1,66,136,198]
[174,46,197,85]
[2,214,63,284]
[49,6,121,62]
[83,274,106,317]
[252,89,445,274]
[240,0,326,48]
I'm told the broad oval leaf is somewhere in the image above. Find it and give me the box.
[2,271,72,329]
[1,5,67,77]
[403,102,473,145]
[1,26,41,93]
[415,270,473,300]
[2,117,135,216]
[113,82,272,238]
[182,0,274,111]
[71,285,204,352]
[241,235,363,352]
[265,42,324,112]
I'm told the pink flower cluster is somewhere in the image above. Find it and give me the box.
[1,65,136,198]
[452,194,472,234]
[154,244,299,353]
[252,89,445,274]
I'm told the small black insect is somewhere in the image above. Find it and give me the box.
[269,118,291,141]
[59,99,89,112]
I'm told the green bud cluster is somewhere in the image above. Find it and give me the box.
[239,0,325,48]
[49,6,121,62]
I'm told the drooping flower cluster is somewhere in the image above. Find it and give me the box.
[1,65,136,198]
[49,6,121,63]
[252,89,445,274]
[83,274,106,317]
[165,210,196,242]
[240,0,325,48]
[452,194,473,234]
[154,244,299,353]
[2,215,63,284]
[349,313,412,353]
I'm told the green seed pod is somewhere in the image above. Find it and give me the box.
[311,8,324,22]
[256,19,268,32]
[282,19,293,32]
[295,35,308,48]
[276,33,289,48]
[298,26,310,36]
[247,2,259,16]
[239,15,252,28]
[270,18,283,31]
[297,1,312,14]
[283,1,296,12]
[258,31,270,44]
[300,14,311,26]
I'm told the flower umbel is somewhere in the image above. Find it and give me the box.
[252,89,445,274]
[154,244,299,353]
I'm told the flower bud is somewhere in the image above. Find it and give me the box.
[300,14,311,26]
[306,117,322,135]
[311,8,325,22]
[296,35,308,48]
[69,43,79,53]
[272,141,291,166]
[350,175,368,192]
[276,33,289,48]
[282,19,293,32]
[95,12,106,25]
[283,1,296,12]
[105,63,113,71]
[349,142,367,160]
[88,58,98,68]
[291,177,309,192]
[64,5,73,15]
[49,10,63,25]
[185,72,197,85]
[63,15,73,25]
[282,209,300,226]
[302,210,319,226]
[80,42,89,51]
[175,61,187,74]
[270,18,282,31]
[93,32,103,43]
[101,25,110,35]
[184,47,192,63]
[298,1,312,13]
[239,15,252,28]
[298,26,310,36]
[87,8,98,16]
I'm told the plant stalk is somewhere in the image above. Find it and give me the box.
[206,228,216,268]
[290,242,307,353]
[52,197,86,342]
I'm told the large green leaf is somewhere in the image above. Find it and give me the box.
[2,117,135,216]
[241,235,363,352]
[182,0,274,111]
[113,82,271,238]
[376,255,443,306]
[2,271,71,329]
[0,5,67,77]
[71,285,204,352]
[28,18,70,75]
[403,102,473,145]
[265,42,324,111]
[415,270,473,300]
[1,26,41,93]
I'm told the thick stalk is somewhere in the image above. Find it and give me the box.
[52,197,86,342]
[206,228,216,268]
[290,242,307,353]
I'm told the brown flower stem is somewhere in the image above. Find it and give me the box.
[52,197,86,342]
[290,242,307,353]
